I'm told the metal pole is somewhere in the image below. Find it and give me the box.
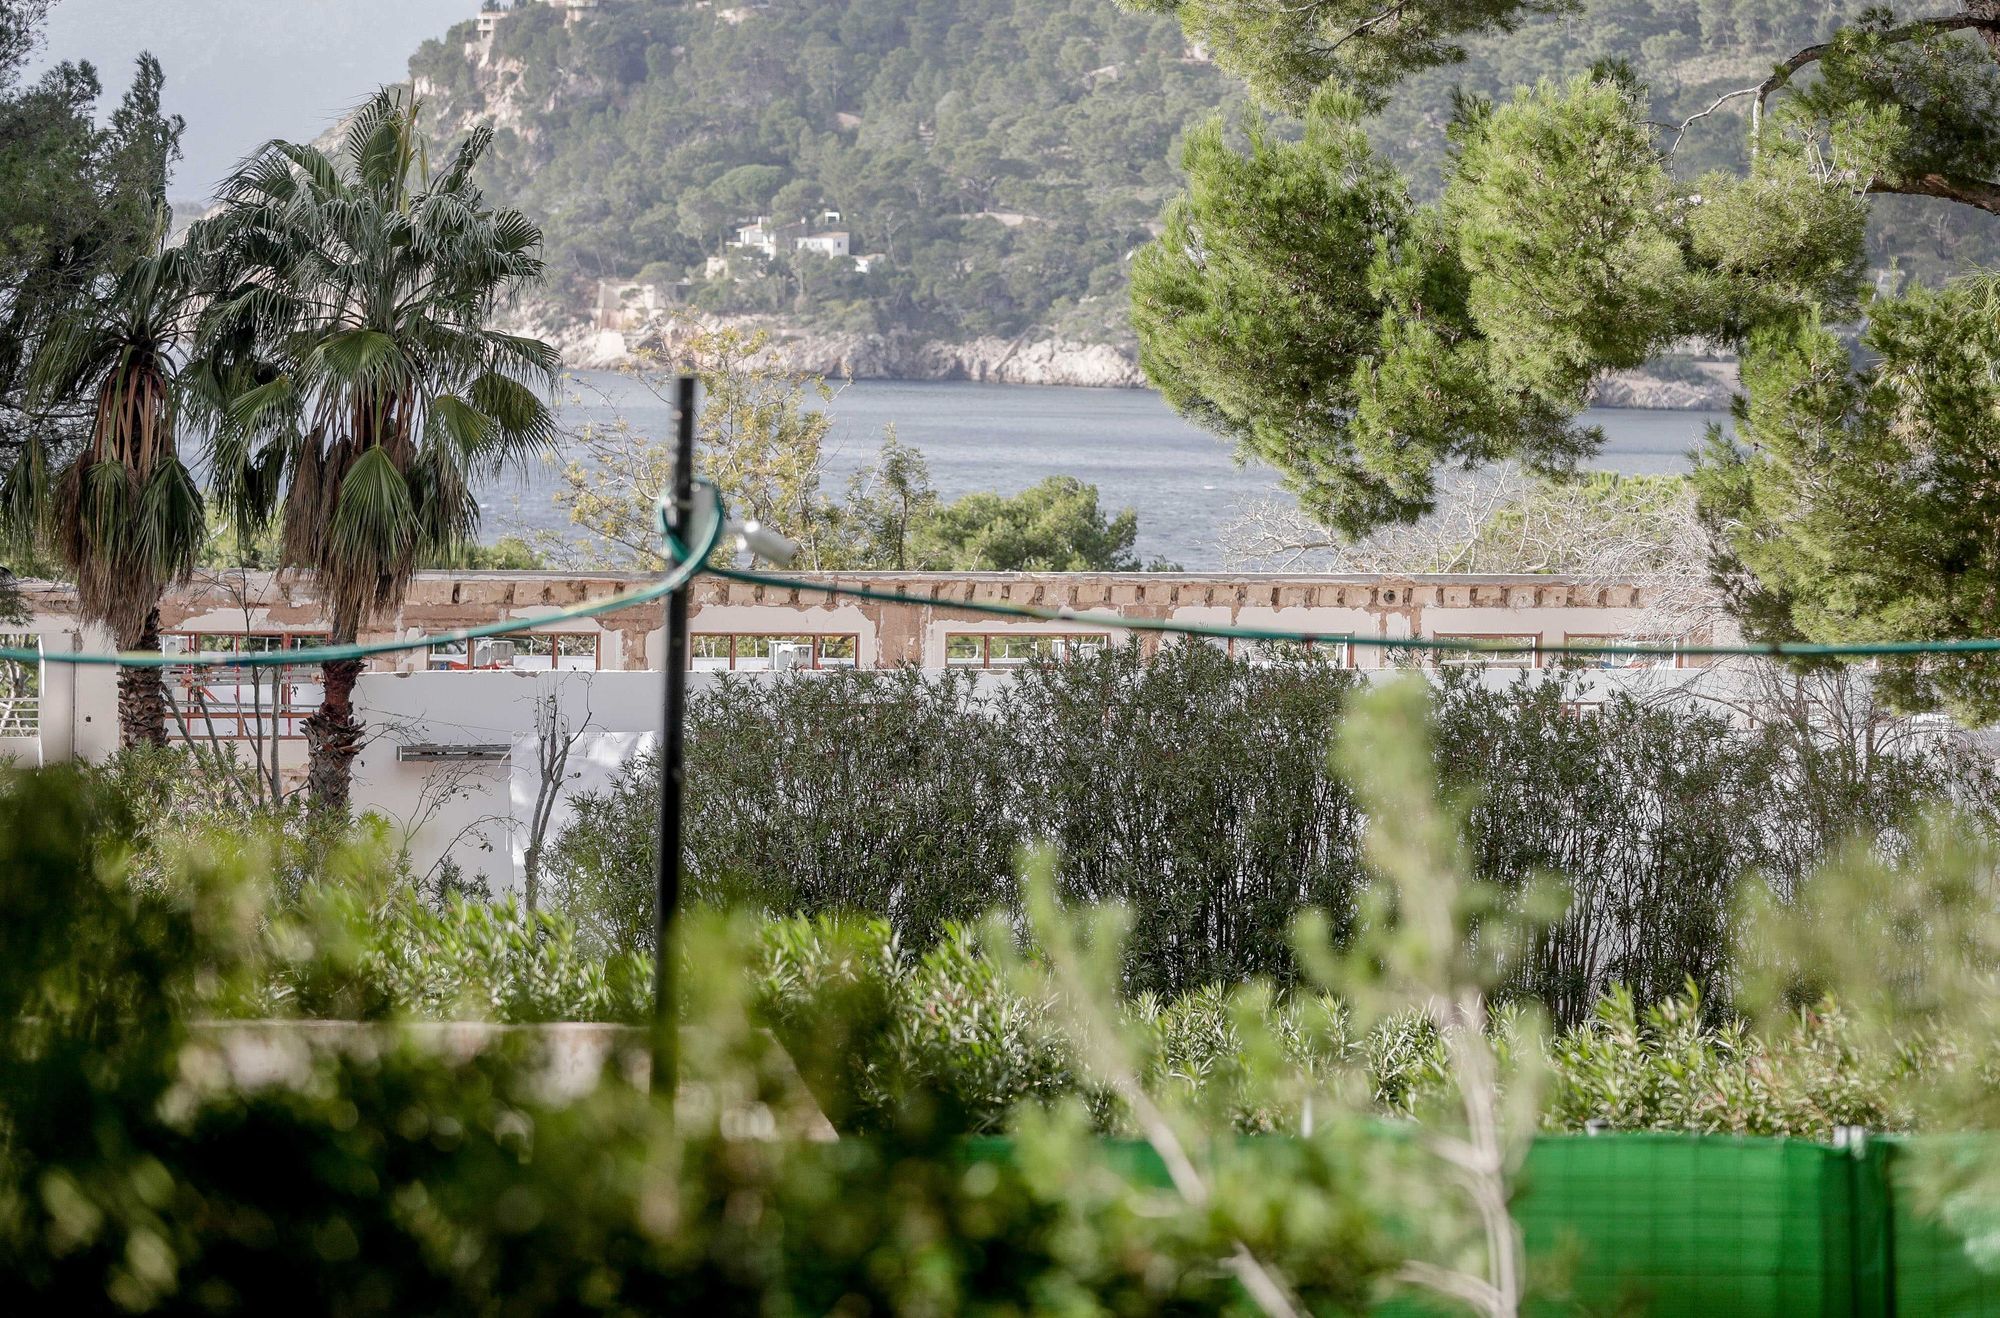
[653,374,696,1101]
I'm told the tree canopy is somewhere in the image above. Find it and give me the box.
[401,0,1987,351]
[1132,0,2000,712]
[0,0,183,554]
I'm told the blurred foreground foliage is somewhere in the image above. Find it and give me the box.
[0,764,1411,1314]
[9,675,2000,1310]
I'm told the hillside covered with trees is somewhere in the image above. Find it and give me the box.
[409,0,1239,347]
[405,0,1995,353]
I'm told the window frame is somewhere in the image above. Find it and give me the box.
[1560,633,1685,670]
[427,631,604,673]
[690,633,862,671]
[163,630,329,741]
[1429,632,1543,669]
[0,632,41,736]
[1223,635,1356,668]
[943,632,1112,669]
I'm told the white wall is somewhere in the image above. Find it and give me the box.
[349,663,1746,894]
[354,669,669,891]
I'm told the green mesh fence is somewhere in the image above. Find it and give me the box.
[966,1132,2000,1315]
[1499,1135,1889,1317]
[1883,1138,2000,1318]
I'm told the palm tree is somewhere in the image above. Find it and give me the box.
[193,90,558,815]
[3,236,206,747]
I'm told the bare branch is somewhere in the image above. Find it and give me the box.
[1865,171,2000,215]
[1756,12,2000,122]
[1666,86,1759,157]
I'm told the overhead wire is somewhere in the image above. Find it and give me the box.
[5,477,2000,668]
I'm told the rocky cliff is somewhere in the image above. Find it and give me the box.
[538,310,1737,404]
[1586,360,1740,411]
[542,313,1149,388]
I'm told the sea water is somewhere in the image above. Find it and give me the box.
[476,374,1730,570]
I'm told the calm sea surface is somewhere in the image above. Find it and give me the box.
[477,374,1728,570]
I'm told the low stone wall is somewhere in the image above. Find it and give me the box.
[187,1020,839,1139]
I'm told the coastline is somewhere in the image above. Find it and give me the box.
[534,312,1740,409]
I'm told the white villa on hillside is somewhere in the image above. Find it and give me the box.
[476,0,600,38]
[729,212,864,269]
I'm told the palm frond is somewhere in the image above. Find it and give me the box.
[326,445,417,571]
[434,124,494,193]
[465,373,558,468]
[484,331,564,382]
[409,447,481,556]
[426,394,495,460]
[307,329,409,393]
[133,458,206,585]
[0,439,51,554]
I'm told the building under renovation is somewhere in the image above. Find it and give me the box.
[2,568,1718,884]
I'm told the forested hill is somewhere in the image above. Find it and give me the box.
[406,0,1996,350]
[409,0,1240,347]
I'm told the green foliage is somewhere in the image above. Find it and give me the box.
[276,890,655,1025]
[756,915,1076,1135]
[676,666,1015,945]
[913,474,1141,571]
[1131,75,1724,534]
[188,88,560,811]
[0,764,1409,1313]
[192,89,559,643]
[0,11,182,465]
[1124,0,1573,113]
[0,9,183,625]
[1008,641,1367,993]
[1445,74,1692,399]
[1131,92,1449,535]
[840,424,933,568]
[1695,276,2000,718]
[9,243,206,659]
[421,534,545,570]
[553,645,1372,993]
[553,646,1991,1018]
[1733,810,2000,1262]
[409,0,1244,342]
[1131,0,2000,691]
[1544,987,1920,1139]
[1131,65,1881,537]
[1777,8,2000,202]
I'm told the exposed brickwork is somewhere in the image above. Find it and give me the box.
[19,569,1708,671]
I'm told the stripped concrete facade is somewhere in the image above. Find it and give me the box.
[16,567,1702,674]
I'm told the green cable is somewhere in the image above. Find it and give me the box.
[6,475,2000,668]
[706,562,2000,662]
[683,480,2000,663]
[0,493,726,669]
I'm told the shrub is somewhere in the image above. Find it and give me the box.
[550,647,1998,1020]
[1006,641,1368,995]
[0,768,1407,1314]
[1542,987,1921,1139]
[754,915,1075,1135]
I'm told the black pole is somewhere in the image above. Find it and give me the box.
[653,374,696,1100]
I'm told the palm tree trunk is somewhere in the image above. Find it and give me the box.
[305,657,366,817]
[116,607,170,749]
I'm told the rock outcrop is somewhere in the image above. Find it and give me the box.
[1587,361,1740,411]
[539,313,1148,388]
[528,309,1740,405]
